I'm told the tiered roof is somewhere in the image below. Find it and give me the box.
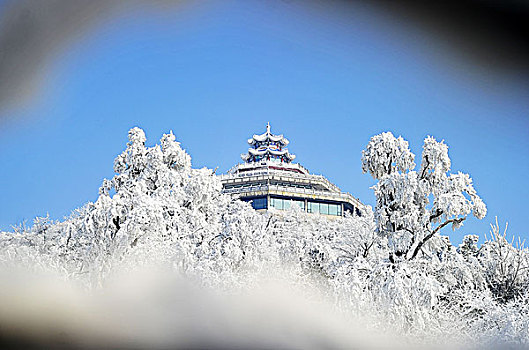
[241,123,296,163]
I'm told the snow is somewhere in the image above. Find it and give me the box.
[362,132,487,261]
[248,123,290,146]
[0,128,527,349]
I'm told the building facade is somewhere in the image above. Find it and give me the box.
[220,124,363,217]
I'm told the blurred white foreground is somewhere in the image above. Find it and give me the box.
[0,267,407,350]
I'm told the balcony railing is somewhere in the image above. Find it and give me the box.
[222,183,361,206]
[219,168,341,194]
[226,162,310,175]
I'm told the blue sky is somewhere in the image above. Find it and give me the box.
[1,1,528,244]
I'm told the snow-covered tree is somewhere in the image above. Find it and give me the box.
[1,127,529,348]
[0,128,250,286]
[362,132,487,261]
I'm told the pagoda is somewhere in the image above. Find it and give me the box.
[241,122,295,163]
[220,124,363,217]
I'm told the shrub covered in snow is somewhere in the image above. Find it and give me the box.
[0,128,527,348]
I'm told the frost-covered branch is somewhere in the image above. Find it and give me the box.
[362,132,486,262]
[410,217,465,260]
[0,127,527,347]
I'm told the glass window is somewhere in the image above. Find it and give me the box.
[292,200,305,210]
[328,203,339,216]
[270,197,282,210]
[283,199,291,210]
[308,202,319,214]
[320,203,329,215]
[251,197,267,210]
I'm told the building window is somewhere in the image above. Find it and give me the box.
[248,197,343,216]
[250,197,267,210]
[306,201,343,216]
[292,199,305,210]
[270,197,305,211]
[271,197,287,210]
[307,201,319,214]
[328,203,340,216]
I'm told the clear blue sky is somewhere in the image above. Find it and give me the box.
[1,1,528,244]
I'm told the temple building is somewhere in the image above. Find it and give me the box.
[220,123,363,217]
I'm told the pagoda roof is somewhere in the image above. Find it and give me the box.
[248,122,289,146]
[241,148,296,162]
[241,123,296,164]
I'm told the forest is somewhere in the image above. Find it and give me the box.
[0,127,527,349]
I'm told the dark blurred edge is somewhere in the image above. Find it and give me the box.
[363,0,529,73]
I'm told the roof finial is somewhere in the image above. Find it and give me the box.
[266,122,270,134]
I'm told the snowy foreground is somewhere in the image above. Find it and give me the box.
[0,128,528,349]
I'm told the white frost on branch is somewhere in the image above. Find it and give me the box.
[362,132,487,261]
[0,128,526,348]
